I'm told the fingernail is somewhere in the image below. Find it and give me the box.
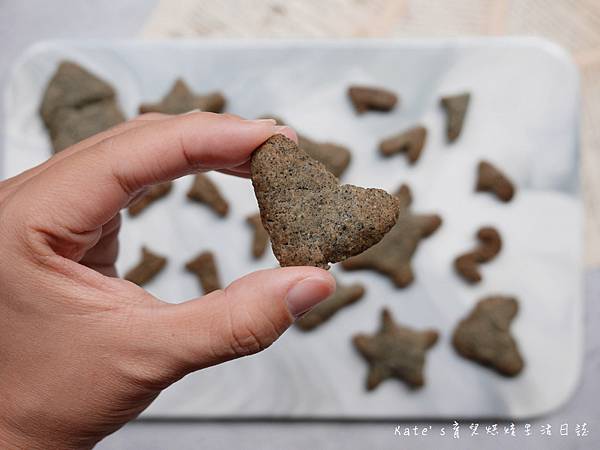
[285,277,334,318]
[182,109,202,115]
[273,125,298,142]
[250,118,277,125]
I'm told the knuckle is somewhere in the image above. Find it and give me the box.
[222,296,279,359]
[137,112,166,121]
[228,321,269,357]
[220,112,242,121]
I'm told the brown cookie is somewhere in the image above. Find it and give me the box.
[251,134,400,269]
[262,115,351,177]
[454,227,502,284]
[440,92,470,143]
[128,181,173,217]
[348,85,398,114]
[353,308,439,390]
[185,251,221,294]
[40,61,125,153]
[187,174,229,217]
[40,61,116,124]
[139,79,226,114]
[476,160,515,202]
[124,247,167,286]
[342,184,442,287]
[47,100,126,153]
[247,213,270,259]
[298,135,352,178]
[452,296,524,376]
[296,279,365,331]
[379,125,427,164]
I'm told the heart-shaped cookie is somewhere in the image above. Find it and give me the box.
[251,134,400,269]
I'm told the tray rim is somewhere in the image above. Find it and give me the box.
[1,36,584,421]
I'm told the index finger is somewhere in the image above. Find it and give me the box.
[11,113,296,237]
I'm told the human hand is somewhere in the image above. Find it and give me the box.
[0,113,335,449]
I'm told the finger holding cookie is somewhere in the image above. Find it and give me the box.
[0,113,338,449]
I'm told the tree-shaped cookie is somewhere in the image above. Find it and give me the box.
[342,184,442,287]
[353,308,439,390]
[440,92,470,143]
[452,296,524,376]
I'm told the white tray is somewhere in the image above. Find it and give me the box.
[3,38,583,419]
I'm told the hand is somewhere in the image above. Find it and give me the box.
[0,113,335,449]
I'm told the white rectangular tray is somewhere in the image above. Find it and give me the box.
[3,38,582,419]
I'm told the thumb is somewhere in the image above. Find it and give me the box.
[157,267,335,373]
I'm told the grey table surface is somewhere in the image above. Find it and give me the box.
[1,1,598,449]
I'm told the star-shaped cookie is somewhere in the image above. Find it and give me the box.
[353,308,439,390]
[261,115,352,177]
[342,184,442,287]
[139,79,226,115]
